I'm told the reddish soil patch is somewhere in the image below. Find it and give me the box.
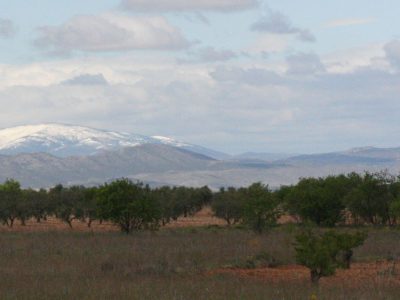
[210,260,400,287]
[166,207,226,228]
[166,208,298,228]
[0,208,345,232]
[0,217,118,232]
[0,207,226,232]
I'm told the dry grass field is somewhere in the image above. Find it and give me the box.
[0,209,400,299]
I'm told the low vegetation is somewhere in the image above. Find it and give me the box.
[295,229,367,283]
[0,171,399,298]
[0,228,398,299]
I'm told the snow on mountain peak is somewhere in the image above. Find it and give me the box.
[151,136,189,147]
[0,123,182,157]
[0,123,226,159]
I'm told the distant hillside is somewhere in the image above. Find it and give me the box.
[0,123,228,159]
[0,143,399,189]
[0,124,399,189]
[232,152,296,162]
[0,144,216,187]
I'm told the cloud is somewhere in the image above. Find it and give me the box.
[251,11,315,42]
[61,74,109,86]
[181,47,237,63]
[246,34,291,57]
[286,53,325,75]
[325,18,376,28]
[384,40,400,69]
[120,0,259,12]
[210,66,285,86]
[1,53,400,153]
[34,14,190,53]
[323,43,386,73]
[0,19,17,39]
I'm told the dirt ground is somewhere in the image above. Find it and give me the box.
[1,208,400,294]
[0,206,226,232]
[210,260,400,287]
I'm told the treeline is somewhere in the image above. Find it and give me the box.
[1,171,400,233]
[212,171,400,229]
[0,179,212,233]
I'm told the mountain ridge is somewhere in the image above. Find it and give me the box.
[0,123,228,159]
[0,123,399,189]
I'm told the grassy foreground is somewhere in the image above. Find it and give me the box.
[0,227,400,299]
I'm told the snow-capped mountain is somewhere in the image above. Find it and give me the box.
[0,124,228,159]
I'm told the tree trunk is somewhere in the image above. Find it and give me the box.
[342,250,353,269]
[66,219,73,229]
[310,269,321,284]
[120,220,131,234]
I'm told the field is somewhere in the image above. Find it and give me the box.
[0,211,400,299]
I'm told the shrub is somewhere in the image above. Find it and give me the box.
[97,179,161,233]
[295,229,367,283]
[285,176,348,227]
[211,187,244,225]
[0,179,22,227]
[242,183,280,233]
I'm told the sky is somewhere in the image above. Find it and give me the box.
[0,0,399,154]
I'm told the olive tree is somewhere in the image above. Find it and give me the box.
[295,229,367,283]
[242,183,280,233]
[211,187,244,225]
[0,179,22,227]
[97,179,161,233]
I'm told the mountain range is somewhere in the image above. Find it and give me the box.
[0,124,228,159]
[0,124,399,189]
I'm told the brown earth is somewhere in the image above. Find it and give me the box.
[210,260,400,288]
[165,206,226,228]
[0,206,226,232]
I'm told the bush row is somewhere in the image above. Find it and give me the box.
[0,179,212,232]
[212,171,400,228]
[1,171,400,232]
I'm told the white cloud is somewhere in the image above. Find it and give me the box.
[180,47,237,63]
[1,47,400,153]
[325,18,376,28]
[322,43,386,73]
[210,66,285,86]
[286,53,325,76]
[120,0,258,12]
[35,14,190,53]
[246,33,290,55]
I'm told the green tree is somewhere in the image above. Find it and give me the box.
[345,172,394,225]
[16,189,34,226]
[333,231,367,269]
[0,179,22,227]
[50,185,85,228]
[153,186,181,226]
[285,176,349,226]
[76,187,99,228]
[26,189,51,223]
[295,229,367,283]
[242,183,280,233]
[211,187,244,225]
[97,179,161,233]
